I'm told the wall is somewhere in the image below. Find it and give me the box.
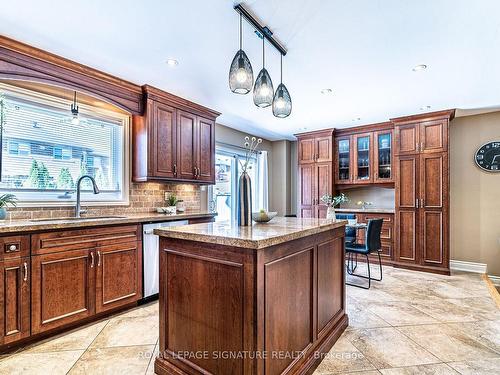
[7,182,201,220]
[338,187,395,210]
[450,112,500,277]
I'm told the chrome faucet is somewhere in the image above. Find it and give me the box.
[75,175,100,218]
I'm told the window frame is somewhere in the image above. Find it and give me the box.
[0,83,130,207]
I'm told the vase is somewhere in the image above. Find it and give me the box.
[326,206,336,220]
[238,171,252,226]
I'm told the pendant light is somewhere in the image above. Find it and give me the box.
[253,36,274,108]
[229,13,254,94]
[70,91,80,125]
[272,54,292,118]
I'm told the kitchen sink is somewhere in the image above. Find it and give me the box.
[29,216,127,222]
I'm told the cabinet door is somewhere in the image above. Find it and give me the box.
[31,249,95,334]
[335,137,352,184]
[298,137,315,164]
[196,117,215,183]
[177,110,197,180]
[151,102,177,179]
[353,133,373,183]
[315,163,332,218]
[315,135,333,163]
[395,155,419,263]
[374,130,394,183]
[96,241,141,314]
[420,120,447,154]
[395,123,419,155]
[298,164,315,218]
[0,257,30,345]
[420,153,448,267]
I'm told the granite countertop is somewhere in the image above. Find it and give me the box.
[336,208,395,214]
[154,217,346,250]
[0,212,217,234]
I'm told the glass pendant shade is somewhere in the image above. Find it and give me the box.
[272,83,292,118]
[229,49,253,94]
[253,68,274,108]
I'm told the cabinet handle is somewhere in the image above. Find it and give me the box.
[97,251,101,267]
[421,198,425,207]
[23,262,28,282]
[416,198,419,208]
[173,164,177,175]
[193,167,198,177]
[90,252,94,268]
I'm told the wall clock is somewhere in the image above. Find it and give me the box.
[475,141,500,172]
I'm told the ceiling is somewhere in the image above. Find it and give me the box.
[1,0,499,140]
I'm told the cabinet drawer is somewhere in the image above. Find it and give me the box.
[362,213,393,224]
[0,235,30,260]
[32,225,141,255]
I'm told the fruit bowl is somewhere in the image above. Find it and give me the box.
[252,211,278,223]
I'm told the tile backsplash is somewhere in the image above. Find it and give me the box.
[7,183,201,220]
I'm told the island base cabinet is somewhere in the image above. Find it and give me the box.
[155,227,347,375]
[0,257,30,345]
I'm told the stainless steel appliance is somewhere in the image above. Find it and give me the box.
[142,220,189,300]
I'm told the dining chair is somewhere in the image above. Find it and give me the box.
[335,213,356,244]
[345,218,383,289]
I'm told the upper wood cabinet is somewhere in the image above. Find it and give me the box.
[393,111,451,156]
[334,124,394,185]
[297,130,334,164]
[133,85,220,184]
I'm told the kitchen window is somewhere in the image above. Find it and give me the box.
[0,83,130,206]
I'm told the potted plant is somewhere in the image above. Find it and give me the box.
[165,194,178,215]
[320,193,349,220]
[0,193,17,220]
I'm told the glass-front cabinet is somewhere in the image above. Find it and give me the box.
[336,137,352,184]
[374,130,393,182]
[353,133,372,183]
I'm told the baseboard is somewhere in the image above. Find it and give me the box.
[450,260,487,274]
[488,275,500,287]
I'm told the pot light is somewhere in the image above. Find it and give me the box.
[352,117,361,121]
[321,88,333,95]
[420,105,431,111]
[412,64,427,72]
[166,58,179,67]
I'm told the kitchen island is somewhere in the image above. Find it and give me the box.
[154,217,348,375]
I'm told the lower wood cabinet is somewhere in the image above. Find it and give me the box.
[31,249,95,334]
[0,257,30,345]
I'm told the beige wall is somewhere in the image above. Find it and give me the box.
[270,140,293,216]
[450,112,500,277]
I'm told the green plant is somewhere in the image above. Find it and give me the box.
[166,194,178,206]
[0,193,17,209]
[56,167,75,189]
[320,193,349,207]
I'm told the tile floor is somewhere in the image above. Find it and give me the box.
[0,266,498,374]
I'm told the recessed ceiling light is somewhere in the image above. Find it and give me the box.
[412,64,427,72]
[352,117,361,121]
[419,105,431,110]
[321,88,333,95]
[166,58,179,67]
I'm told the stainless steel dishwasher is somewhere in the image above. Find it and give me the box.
[142,220,189,301]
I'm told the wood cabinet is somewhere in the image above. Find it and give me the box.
[334,124,394,186]
[297,130,334,164]
[0,256,30,345]
[393,110,453,274]
[296,130,334,218]
[133,85,219,184]
[31,225,142,334]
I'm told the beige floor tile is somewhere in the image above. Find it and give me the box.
[446,297,500,320]
[68,345,154,375]
[448,320,500,352]
[145,339,159,374]
[0,350,84,375]
[24,319,109,353]
[379,363,458,374]
[334,371,381,375]
[347,299,391,330]
[347,327,440,369]
[397,324,499,362]
[313,334,376,374]
[409,298,481,323]
[90,315,159,348]
[447,357,500,375]
[116,301,159,319]
[367,301,439,326]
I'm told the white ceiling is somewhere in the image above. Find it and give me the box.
[1,0,499,140]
